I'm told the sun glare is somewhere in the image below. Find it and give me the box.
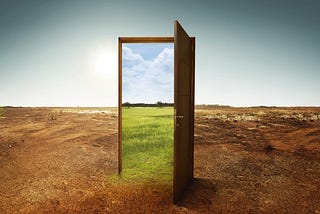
[92,49,117,79]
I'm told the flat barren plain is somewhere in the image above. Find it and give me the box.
[0,106,320,213]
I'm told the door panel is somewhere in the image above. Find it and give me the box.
[173,21,195,203]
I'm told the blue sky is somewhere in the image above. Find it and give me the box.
[122,44,174,104]
[0,0,320,107]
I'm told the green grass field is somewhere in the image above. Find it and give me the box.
[119,107,174,185]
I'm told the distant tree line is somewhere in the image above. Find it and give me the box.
[122,101,174,108]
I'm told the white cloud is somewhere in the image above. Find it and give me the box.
[122,47,174,104]
[122,46,144,63]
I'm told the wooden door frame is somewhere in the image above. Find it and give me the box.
[118,37,174,174]
[118,35,195,204]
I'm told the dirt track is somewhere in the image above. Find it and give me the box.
[0,107,320,213]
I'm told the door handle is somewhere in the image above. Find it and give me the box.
[175,115,184,127]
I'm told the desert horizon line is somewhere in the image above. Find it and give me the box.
[1,104,320,108]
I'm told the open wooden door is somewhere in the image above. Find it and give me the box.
[118,21,195,204]
[173,20,195,203]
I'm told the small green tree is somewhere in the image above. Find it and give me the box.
[156,101,163,108]
[123,102,131,108]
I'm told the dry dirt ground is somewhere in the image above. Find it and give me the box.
[0,106,320,213]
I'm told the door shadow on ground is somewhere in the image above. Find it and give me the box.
[176,178,217,210]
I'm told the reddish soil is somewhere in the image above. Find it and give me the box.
[1,106,320,213]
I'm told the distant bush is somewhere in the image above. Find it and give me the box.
[0,107,4,117]
[111,109,117,118]
[48,112,57,121]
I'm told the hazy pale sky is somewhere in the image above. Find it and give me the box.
[0,0,320,107]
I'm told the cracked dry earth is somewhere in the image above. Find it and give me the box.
[1,106,320,213]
